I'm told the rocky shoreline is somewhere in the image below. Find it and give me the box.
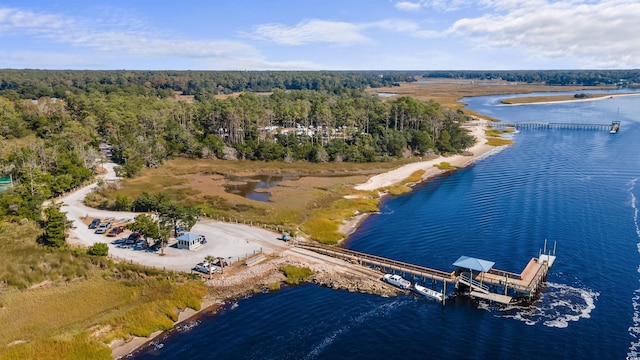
[112,252,399,358]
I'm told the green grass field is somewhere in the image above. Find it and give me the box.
[0,221,207,360]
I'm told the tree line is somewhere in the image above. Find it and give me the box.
[0,70,415,101]
[422,69,640,86]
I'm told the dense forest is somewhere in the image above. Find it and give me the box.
[4,69,638,102]
[0,71,476,223]
[422,69,640,86]
[0,70,415,101]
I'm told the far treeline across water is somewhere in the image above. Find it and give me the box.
[423,69,640,86]
[1,69,639,101]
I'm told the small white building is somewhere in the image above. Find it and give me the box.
[176,233,206,250]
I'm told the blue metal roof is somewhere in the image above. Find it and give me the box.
[177,233,201,242]
[453,256,495,272]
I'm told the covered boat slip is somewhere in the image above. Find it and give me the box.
[453,254,556,304]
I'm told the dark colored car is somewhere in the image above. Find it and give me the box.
[125,232,142,244]
[88,218,101,229]
[107,226,125,237]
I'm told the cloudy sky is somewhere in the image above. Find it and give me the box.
[0,0,638,70]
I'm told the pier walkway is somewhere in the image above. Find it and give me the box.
[476,120,619,133]
[295,240,556,305]
[296,241,455,283]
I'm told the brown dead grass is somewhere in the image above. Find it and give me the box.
[367,79,614,118]
[102,158,410,236]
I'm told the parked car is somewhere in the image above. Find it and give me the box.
[125,232,142,244]
[107,226,125,237]
[193,262,219,274]
[88,218,101,229]
[94,222,112,234]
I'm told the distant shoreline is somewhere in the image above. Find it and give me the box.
[502,92,640,106]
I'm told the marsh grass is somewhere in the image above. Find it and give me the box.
[0,220,207,359]
[484,129,503,137]
[434,162,457,170]
[486,138,514,146]
[279,265,313,285]
[366,80,612,114]
[301,195,379,244]
[403,170,426,184]
[0,337,111,360]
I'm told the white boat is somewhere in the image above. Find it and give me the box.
[382,274,411,289]
[413,283,444,302]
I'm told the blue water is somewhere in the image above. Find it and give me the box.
[132,92,640,359]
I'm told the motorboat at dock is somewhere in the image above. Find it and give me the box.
[413,283,445,302]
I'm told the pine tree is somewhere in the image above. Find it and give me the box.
[43,203,68,247]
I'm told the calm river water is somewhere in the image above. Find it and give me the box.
[132,90,640,359]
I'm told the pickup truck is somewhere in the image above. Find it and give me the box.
[193,262,220,274]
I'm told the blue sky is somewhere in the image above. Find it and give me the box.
[0,0,638,70]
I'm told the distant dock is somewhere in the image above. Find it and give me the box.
[477,120,620,133]
[295,240,557,305]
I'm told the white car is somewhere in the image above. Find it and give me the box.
[193,262,220,274]
[94,222,112,234]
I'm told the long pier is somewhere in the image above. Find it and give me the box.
[296,241,455,283]
[295,240,556,305]
[478,120,619,132]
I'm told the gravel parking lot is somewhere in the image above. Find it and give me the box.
[60,163,289,272]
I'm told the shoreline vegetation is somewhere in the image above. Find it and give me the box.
[1,76,624,360]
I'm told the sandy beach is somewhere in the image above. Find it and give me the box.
[355,122,498,192]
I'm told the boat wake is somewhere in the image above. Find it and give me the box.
[499,282,598,328]
[302,299,407,360]
[626,178,640,360]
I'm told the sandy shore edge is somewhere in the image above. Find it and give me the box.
[353,121,500,192]
[502,92,640,106]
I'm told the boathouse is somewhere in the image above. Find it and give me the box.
[453,255,513,304]
[176,233,206,250]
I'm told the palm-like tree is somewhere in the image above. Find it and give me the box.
[204,255,216,279]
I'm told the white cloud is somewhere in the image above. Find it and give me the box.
[0,6,260,64]
[448,0,640,68]
[253,18,441,45]
[395,1,422,11]
[395,0,472,12]
[0,7,75,34]
[253,19,370,46]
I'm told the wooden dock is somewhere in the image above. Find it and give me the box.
[295,241,556,305]
[296,241,455,283]
[474,120,620,133]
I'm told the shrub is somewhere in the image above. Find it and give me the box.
[279,265,313,285]
[87,243,109,257]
